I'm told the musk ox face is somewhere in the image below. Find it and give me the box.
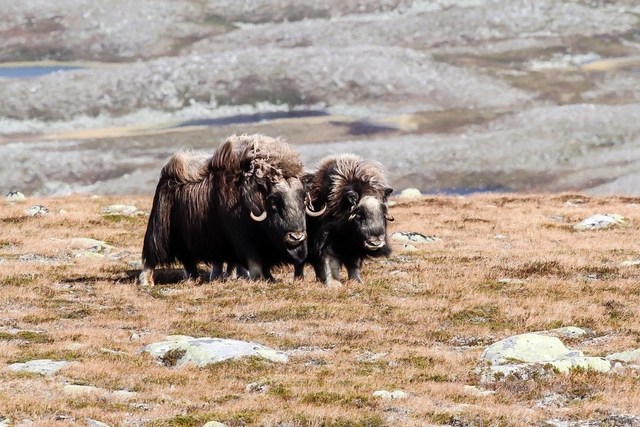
[248,177,308,263]
[344,188,393,255]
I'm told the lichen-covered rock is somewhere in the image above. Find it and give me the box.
[606,349,640,364]
[479,333,611,382]
[141,335,288,367]
[6,191,25,202]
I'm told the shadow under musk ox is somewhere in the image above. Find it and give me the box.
[139,134,309,286]
[296,154,393,286]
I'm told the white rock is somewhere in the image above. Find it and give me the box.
[552,326,590,338]
[24,205,49,216]
[141,335,288,367]
[7,359,69,376]
[203,422,226,427]
[6,191,25,201]
[483,333,578,365]
[620,260,640,267]
[390,232,440,244]
[573,214,626,230]
[398,188,422,199]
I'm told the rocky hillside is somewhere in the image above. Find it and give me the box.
[1,0,640,195]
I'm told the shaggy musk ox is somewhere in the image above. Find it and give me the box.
[139,134,310,286]
[295,154,393,286]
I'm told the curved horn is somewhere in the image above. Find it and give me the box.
[385,214,395,222]
[306,204,326,217]
[250,210,267,222]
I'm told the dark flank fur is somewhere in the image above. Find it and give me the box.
[140,134,308,286]
[296,154,393,286]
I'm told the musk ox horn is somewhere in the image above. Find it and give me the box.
[385,214,394,222]
[306,203,326,217]
[250,210,267,222]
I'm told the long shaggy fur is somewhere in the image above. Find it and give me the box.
[140,134,307,286]
[298,154,393,286]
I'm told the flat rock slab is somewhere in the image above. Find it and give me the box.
[606,349,640,364]
[573,214,626,230]
[7,359,70,376]
[141,335,288,367]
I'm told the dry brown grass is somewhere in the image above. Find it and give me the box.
[2,193,640,426]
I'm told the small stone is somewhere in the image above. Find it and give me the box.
[203,422,226,427]
[573,214,626,230]
[245,382,270,393]
[620,260,640,267]
[6,191,25,201]
[24,205,49,216]
[493,234,507,239]
[497,278,525,284]
[130,333,140,341]
[398,188,421,199]
[58,209,68,215]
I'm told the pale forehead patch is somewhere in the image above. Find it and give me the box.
[360,195,382,211]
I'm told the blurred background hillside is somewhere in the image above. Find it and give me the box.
[1,0,640,196]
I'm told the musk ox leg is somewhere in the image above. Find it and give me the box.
[294,262,304,280]
[210,262,224,281]
[182,261,200,282]
[247,259,265,280]
[235,264,250,279]
[346,258,363,283]
[262,266,276,282]
[318,254,342,287]
[139,267,155,287]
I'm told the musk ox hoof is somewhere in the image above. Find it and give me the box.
[138,270,155,287]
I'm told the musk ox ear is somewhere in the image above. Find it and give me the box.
[346,190,359,208]
[384,187,393,198]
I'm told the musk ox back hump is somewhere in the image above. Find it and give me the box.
[161,150,210,183]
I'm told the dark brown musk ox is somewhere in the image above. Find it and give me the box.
[294,154,394,286]
[139,134,313,286]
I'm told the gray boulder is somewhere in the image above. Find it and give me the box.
[573,214,626,230]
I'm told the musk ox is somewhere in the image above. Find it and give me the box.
[139,134,310,286]
[295,154,394,286]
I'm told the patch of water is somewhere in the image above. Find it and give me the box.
[0,66,84,79]
[174,110,328,128]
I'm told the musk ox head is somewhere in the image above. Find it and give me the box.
[342,188,393,255]
[311,154,393,255]
[215,134,308,263]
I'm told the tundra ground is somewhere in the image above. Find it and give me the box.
[1,193,640,426]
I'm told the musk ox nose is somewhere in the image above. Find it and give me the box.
[364,236,386,251]
[285,231,307,247]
